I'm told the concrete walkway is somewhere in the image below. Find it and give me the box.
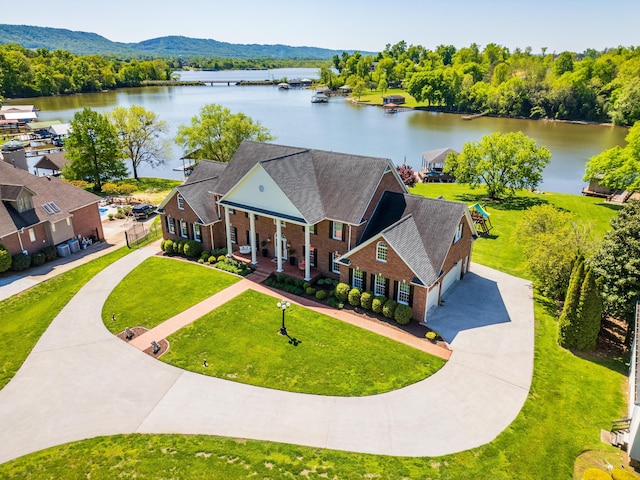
[0,250,533,463]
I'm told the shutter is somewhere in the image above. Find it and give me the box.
[329,252,333,271]
[349,268,353,285]
[342,224,346,242]
[385,277,390,298]
[393,280,399,302]
[409,285,414,307]
[329,221,333,239]
[370,274,375,293]
[362,272,367,291]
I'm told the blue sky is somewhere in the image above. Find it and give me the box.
[2,0,638,54]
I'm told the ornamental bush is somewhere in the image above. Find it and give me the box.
[394,304,413,324]
[327,297,344,309]
[200,250,210,260]
[382,299,398,319]
[303,281,311,290]
[0,245,11,273]
[183,240,202,258]
[306,287,316,296]
[335,282,350,301]
[360,291,373,310]
[315,290,327,300]
[217,254,226,262]
[348,288,361,307]
[582,468,613,480]
[372,295,387,313]
[31,251,46,267]
[41,245,57,262]
[164,240,175,254]
[11,252,31,271]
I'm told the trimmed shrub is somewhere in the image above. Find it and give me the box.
[315,290,327,300]
[327,297,344,309]
[335,282,351,302]
[217,255,226,262]
[372,295,387,313]
[197,258,204,264]
[583,468,613,480]
[394,304,413,325]
[360,291,373,310]
[294,279,305,288]
[0,245,11,273]
[11,252,31,271]
[306,287,316,296]
[316,278,325,286]
[41,245,57,262]
[164,241,175,254]
[183,240,202,258]
[348,288,361,307]
[31,251,46,267]
[212,248,227,257]
[208,256,217,263]
[200,250,210,260]
[160,239,168,251]
[612,468,636,480]
[382,299,398,319]
[303,281,311,290]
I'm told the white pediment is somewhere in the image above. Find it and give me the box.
[221,164,305,221]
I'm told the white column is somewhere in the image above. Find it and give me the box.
[224,206,232,256]
[304,224,311,281]
[276,219,283,272]
[249,212,257,264]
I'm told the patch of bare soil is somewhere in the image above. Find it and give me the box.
[596,316,629,359]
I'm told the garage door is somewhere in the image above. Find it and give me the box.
[441,261,462,297]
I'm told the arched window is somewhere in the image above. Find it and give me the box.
[177,193,185,210]
[376,241,387,262]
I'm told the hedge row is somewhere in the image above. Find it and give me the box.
[337,282,413,325]
[160,239,251,276]
[0,244,58,273]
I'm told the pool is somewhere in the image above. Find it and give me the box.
[99,207,108,215]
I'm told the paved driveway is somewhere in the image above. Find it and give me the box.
[0,253,533,463]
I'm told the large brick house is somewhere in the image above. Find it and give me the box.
[0,159,104,256]
[159,141,476,323]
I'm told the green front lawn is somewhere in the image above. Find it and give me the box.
[161,289,445,396]
[102,256,240,333]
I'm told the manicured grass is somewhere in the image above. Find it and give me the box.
[126,177,182,205]
[410,183,620,279]
[0,185,629,478]
[161,289,445,396]
[356,87,422,107]
[0,247,130,390]
[102,256,240,333]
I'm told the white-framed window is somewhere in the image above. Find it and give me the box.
[352,269,364,290]
[28,228,36,243]
[374,274,387,296]
[332,221,343,241]
[330,252,341,274]
[376,241,387,262]
[177,193,185,210]
[193,223,202,242]
[167,217,176,234]
[180,220,189,238]
[454,223,463,243]
[397,282,411,305]
[230,226,237,244]
[17,195,31,212]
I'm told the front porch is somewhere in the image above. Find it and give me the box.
[232,249,324,282]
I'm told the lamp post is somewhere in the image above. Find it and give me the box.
[277,299,291,336]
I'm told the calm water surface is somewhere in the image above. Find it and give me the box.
[11,69,628,194]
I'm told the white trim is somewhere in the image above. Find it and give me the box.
[397,281,410,305]
[376,241,387,262]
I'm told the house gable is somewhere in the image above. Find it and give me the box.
[220,164,306,223]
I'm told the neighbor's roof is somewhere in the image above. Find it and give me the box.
[34,152,70,172]
[421,147,458,165]
[27,120,62,131]
[2,112,37,121]
[352,191,470,287]
[0,105,36,113]
[49,124,71,136]
[0,160,101,237]
[216,141,406,225]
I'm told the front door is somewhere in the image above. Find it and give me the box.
[281,235,287,260]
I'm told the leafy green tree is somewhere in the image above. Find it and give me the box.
[610,79,640,126]
[110,105,171,180]
[516,204,590,300]
[583,121,640,192]
[589,200,640,345]
[63,108,127,192]
[444,131,551,199]
[175,103,273,162]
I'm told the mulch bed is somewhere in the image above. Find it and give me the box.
[116,326,170,357]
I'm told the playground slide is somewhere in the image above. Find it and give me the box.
[471,203,490,218]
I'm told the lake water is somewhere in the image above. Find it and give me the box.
[9,68,629,194]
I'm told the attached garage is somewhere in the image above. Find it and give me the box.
[441,261,462,298]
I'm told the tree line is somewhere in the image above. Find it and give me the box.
[321,41,640,126]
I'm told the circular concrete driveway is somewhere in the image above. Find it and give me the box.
[0,249,533,463]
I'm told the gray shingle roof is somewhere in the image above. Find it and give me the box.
[357,191,467,286]
[0,161,101,237]
[33,152,69,171]
[217,141,399,225]
[176,160,228,224]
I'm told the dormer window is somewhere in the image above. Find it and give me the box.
[16,195,32,212]
[177,193,184,210]
[376,241,387,262]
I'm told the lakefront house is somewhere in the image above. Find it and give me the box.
[159,141,476,323]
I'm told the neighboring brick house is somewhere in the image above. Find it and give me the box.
[0,159,104,256]
[158,160,228,253]
[158,141,477,323]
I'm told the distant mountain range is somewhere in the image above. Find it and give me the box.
[0,24,367,59]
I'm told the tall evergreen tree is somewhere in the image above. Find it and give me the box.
[558,258,584,349]
[575,266,603,351]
